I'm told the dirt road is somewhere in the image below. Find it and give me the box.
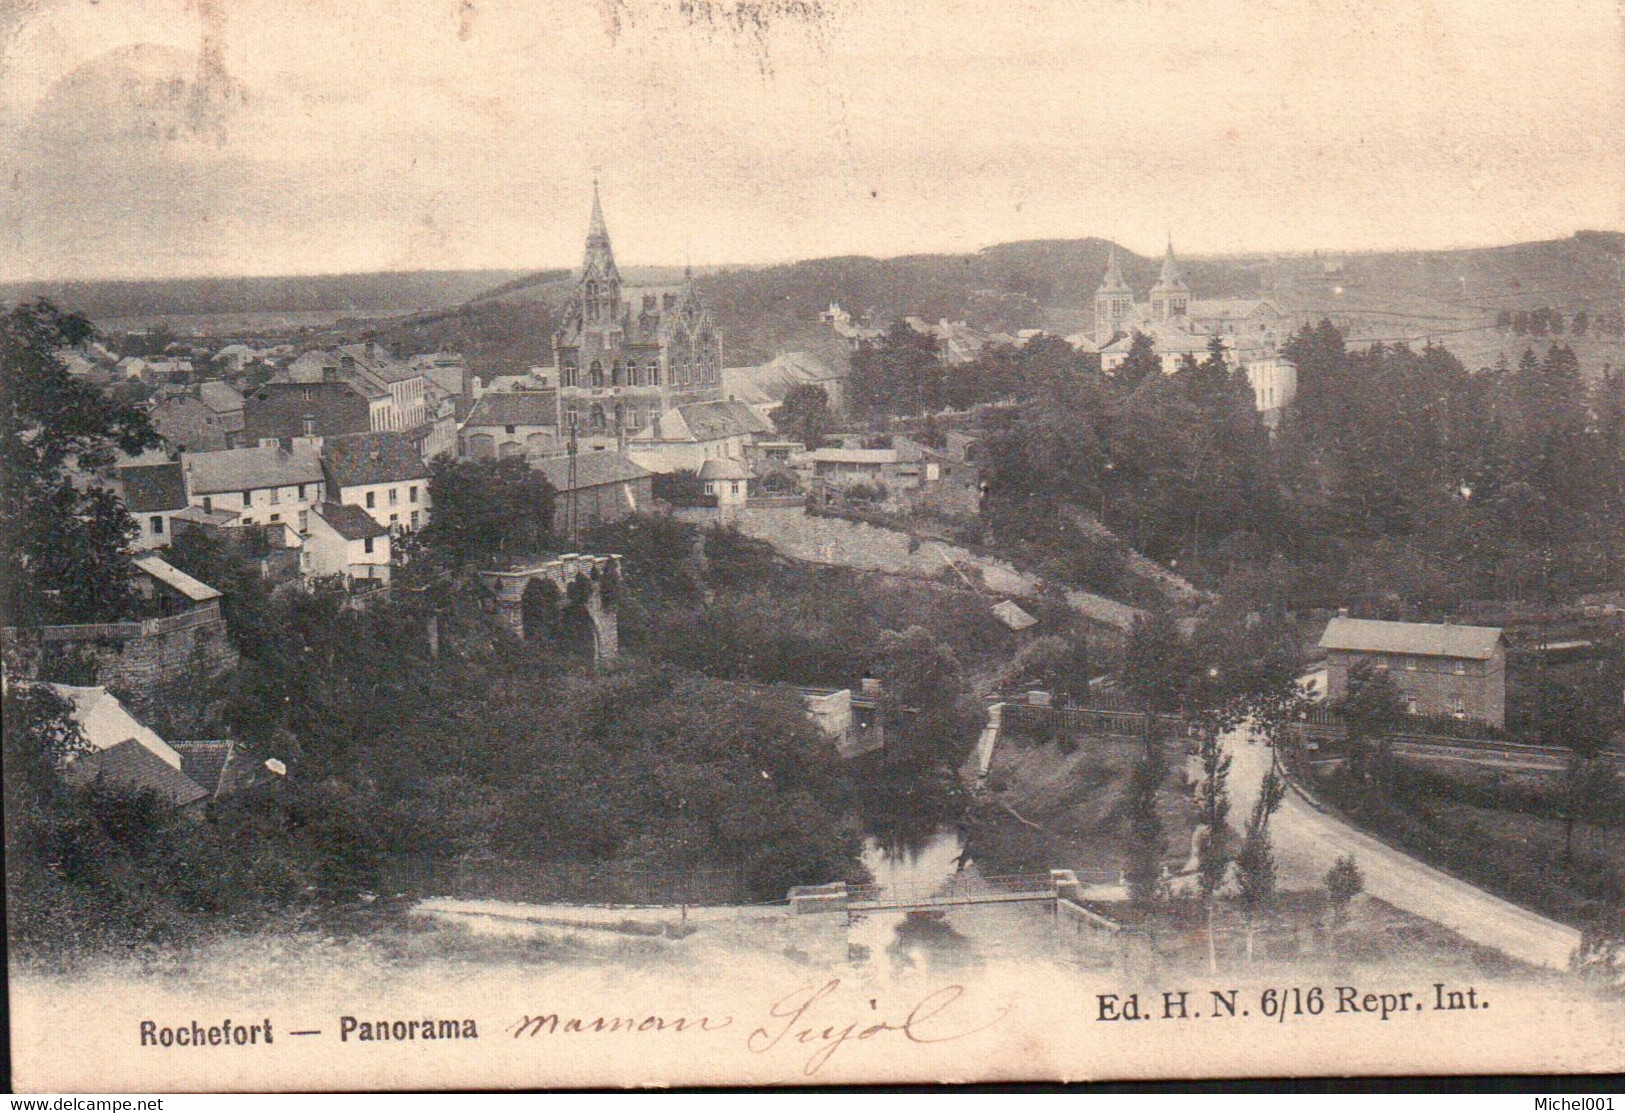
[1223,726,1582,970]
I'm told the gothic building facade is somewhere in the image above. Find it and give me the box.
[552,185,723,451]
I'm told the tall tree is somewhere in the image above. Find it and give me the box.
[1233,766,1286,961]
[1123,730,1168,910]
[420,456,556,568]
[0,300,159,623]
[1194,719,1234,974]
[770,383,833,449]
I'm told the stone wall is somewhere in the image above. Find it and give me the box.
[2,602,239,690]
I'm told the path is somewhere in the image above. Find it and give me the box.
[1221,724,1582,970]
[733,508,1144,630]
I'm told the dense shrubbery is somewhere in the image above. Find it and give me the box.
[1298,753,1624,927]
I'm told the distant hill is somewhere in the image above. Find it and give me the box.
[14,231,1618,375]
[0,269,531,327]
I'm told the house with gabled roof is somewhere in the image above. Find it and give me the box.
[625,398,770,474]
[530,451,651,534]
[49,684,210,813]
[1319,616,1507,727]
[116,461,190,549]
[180,443,326,535]
[302,502,392,585]
[460,391,560,461]
[320,431,431,533]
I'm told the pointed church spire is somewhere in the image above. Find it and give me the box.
[580,179,621,324]
[1155,239,1187,290]
[1098,244,1130,293]
[588,177,609,241]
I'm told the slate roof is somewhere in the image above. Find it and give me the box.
[1319,617,1504,661]
[169,740,236,798]
[133,555,222,602]
[337,343,419,385]
[182,445,324,495]
[321,431,428,489]
[171,505,242,526]
[697,457,751,481]
[676,399,772,441]
[464,391,560,428]
[531,451,650,491]
[65,740,209,809]
[197,380,245,414]
[314,501,389,541]
[49,684,182,767]
[1188,298,1280,321]
[119,462,189,512]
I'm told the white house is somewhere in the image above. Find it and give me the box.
[180,443,326,533]
[302,502,392,584]
[116,461,190,550]
[699,456,751,519]
[320,431,432,533]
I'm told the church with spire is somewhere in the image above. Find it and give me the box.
[552,183,723,450]
[1077,240,1298,421]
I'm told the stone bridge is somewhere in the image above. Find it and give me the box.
[478,553,621,661]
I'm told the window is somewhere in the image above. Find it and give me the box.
[505,425,516,435]
[409,485,418,503]
[1405,659,1418,671]
[389,488,398,506]
[202,497,212,513]
[364,537,375,554]
[1375,657,1390,671]
[150,515,164,535]
[298,510,309,533]
[390,513,398,523]
[270,513,280,523]
[298,484,307,500]
[270,487,280,504]
[366,491,376,508]
[1453,661,1467,675]
[243,491,252,507]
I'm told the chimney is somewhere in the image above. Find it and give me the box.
[1338,607,1350,618]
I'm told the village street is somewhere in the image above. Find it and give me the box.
[1221,723,1583,970]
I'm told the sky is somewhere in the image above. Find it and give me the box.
[0,0,1621,281]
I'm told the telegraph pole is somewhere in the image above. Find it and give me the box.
[567,412,579,551]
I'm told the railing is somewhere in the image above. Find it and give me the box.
[848,872,1065,909]
[30,600,223,643]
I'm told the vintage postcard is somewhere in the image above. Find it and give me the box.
[2,0,1623,1093]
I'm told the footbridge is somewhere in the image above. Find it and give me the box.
[789,869,1122,926]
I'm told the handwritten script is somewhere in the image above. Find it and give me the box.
[509,978,1009,1075]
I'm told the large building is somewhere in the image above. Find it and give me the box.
[552,184,723,451]
[1319,616,1507,728]
[1074,244,1297,423]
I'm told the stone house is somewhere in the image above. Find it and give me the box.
[460,391,560,460]
[149,381,246,452]
[531,451,652,536]
[1319,616,1507,728]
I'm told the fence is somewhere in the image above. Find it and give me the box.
[381,855,752,907]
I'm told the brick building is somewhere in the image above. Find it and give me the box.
[1319,616,1507,728]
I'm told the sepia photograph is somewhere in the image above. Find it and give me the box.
[1,0,1622,1093]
